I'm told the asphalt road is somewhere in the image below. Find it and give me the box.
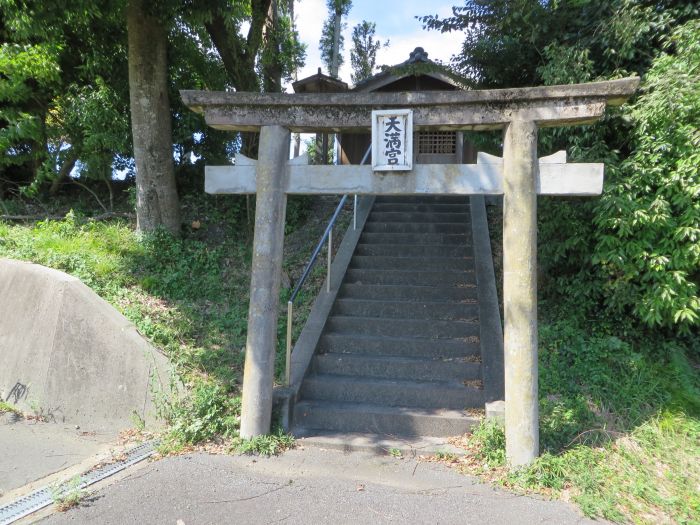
[39,447,603,525]
[0,418,114,497]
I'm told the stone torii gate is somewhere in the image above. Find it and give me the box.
[181,78,638,466]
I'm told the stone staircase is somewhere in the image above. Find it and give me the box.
[292,195,484,439]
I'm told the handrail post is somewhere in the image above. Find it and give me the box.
[353,195,358,230]
[286,300,293,386]
[327,227,332,293]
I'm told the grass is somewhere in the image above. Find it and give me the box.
[472,199,700,523]
[233,428,296,456]
[0,192,350,451]
[0,401,21,415]
[439,315,700,524]
[50,476,85,512]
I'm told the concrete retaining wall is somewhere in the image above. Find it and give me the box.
[0,259,173,433]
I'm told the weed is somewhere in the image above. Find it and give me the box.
[388,447,402,458]
[162,382,241,448]
[233,428,295,456]
[434,451,458,462]
[0,401,20,414]
[50,476,85,512]
[469,420,506,467]
[130,411,145,431]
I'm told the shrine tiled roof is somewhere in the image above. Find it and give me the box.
[352,47,471,92]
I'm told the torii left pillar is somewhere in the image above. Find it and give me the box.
[503,120,539,465]
[240,125,290,438]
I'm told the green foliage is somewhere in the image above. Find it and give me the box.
[319,0,352,76]
[0,0,305,195]
[285,195,313,234]
[0,191,337,450]
[421,0,697,87]
[420,0,553,86]
[0,400,20,414]
[469,420,506,467]
[0,211,139,292]
[164,382,241,446]
[0,0,130,191]
[434,451,458,462]
[136,230,227,301]
[258,3,306,89]
[503,415,700,523]
[594,20,700,329]
[233,428,295,456]
[50,475,85,512]
[426,2,699,332]
[302,135,335,165]
[349,20,387,85]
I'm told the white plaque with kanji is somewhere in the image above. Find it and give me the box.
[371,109,413,171]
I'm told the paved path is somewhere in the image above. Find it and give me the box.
[0,418,114,497]
[40,447,601,525]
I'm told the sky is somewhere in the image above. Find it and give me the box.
[292,0,465,89]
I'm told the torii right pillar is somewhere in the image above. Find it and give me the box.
[502,120,540,466]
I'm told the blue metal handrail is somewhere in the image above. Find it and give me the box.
[289,194,348,304]
[284,144,372,385]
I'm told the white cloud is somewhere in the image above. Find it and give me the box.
[290,1,466,89]
[294,0,328,85]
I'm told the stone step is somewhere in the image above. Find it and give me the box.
[360,232,468,245]
[332,298,479,321]
[371,203,470,214]
[325,315,480,339]
[318,333,480,359]
[292,431,468,456]
[313,353,481,382]
[293,401,480,437]
[290,192,488,441]
[338,283,477,302]
[344,268,475,286]
[355,243,473,258]
[349,255,472,272]
[300,374,484,409]
[368,211,471,223]
[363,222,470,234]
[374,195,468,204]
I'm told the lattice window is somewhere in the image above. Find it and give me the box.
[418,132,456,154]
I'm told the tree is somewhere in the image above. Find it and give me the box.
[198,0,304,155]
[0,0,131,198]
[319,0,352,78]
[422,0,700,331]
[126,0,180,234]
[0,0,305,225]
[350,20,386,84]
[594,20,700,328]
[260,0,306,93]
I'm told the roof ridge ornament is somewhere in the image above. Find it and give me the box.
[407,46,429,63]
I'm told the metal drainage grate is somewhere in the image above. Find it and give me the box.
[0,441,156,525]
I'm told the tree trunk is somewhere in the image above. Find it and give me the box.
[263,0,283,93]
[49,153,77,196]
[331,9,341,78]
[127,0,180,235]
